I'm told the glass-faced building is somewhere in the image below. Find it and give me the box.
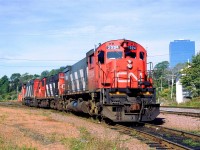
[169,40,195,68]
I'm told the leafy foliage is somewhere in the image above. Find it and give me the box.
[181,53,200,97]
[153,61,186,103]
[153,61,170,89]
[0,75,9,94]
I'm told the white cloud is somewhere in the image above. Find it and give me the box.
[0,0,200,77]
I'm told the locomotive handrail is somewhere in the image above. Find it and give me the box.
[147,62,154,79]
[96,62,107,87]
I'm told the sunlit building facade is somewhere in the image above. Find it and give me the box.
[169,40,195,68]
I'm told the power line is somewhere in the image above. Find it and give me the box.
[0,57,78,62]
[0,65,63,68]
[148,54,169,57]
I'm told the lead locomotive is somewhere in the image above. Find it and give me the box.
[19,39,160,122]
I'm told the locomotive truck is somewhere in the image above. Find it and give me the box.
[19,39,160,122]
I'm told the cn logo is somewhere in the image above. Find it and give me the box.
[116,72,141,83]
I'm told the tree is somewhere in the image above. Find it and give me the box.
[153,61,169,89]
[181,53,200,97]
[33,74,40,79]
[171,63,186,75]
[40,70,50,79]
[9,73,21,92]
[0,75,9,94]
[20,73,34,83]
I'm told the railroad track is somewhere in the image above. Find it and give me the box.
[160,110,200,118]
[160,106,200,118]
[107,123,200,150]
[161,106,200,109]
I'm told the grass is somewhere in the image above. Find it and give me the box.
[190,130,200,135]
[38,110,51,117]
[183,139,200,147]
[177,97,200,108]
[161,97,200,108]
[0,113,8,124]
[0,136,37,150]
[61,127,128,150]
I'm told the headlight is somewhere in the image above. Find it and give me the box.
[127,64,132,69]
[127,60,132,64]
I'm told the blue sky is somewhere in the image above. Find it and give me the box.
[0,0,200,78]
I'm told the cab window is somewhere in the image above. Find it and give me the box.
[98,51,104,64]
[125,51,136,58]
[107,51,122,59]
[140,52,145,60]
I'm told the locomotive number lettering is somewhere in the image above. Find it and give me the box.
[128,46,136,50]
[107,45,120,50]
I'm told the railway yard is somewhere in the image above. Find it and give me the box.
[0,101,200,150]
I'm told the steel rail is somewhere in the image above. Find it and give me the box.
[161,106,200,109]
[144,123,200,142]
[160,110,200,118]
[109,124,193,150]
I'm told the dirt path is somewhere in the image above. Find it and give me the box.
[0,101,147,150]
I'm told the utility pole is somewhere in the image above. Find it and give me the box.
[169,74,176,99]
[160,75,163,91]
[17,85,18,97]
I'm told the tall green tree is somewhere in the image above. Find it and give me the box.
[181,53,200,97]
[0,75,9,94]
[9,73,21,92]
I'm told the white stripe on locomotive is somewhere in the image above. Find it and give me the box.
[46,84,50,97]
[70,74,75,92]
[74,71,80,91]
[79,69,86,90]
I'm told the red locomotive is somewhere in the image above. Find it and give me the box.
[19,39,160,122]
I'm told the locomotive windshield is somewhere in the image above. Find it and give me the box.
[107,51,122,59]
[125,51,136,58]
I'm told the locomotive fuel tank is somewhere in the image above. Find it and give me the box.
[67,100,89,113]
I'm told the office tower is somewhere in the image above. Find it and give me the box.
[169,40,195,68]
